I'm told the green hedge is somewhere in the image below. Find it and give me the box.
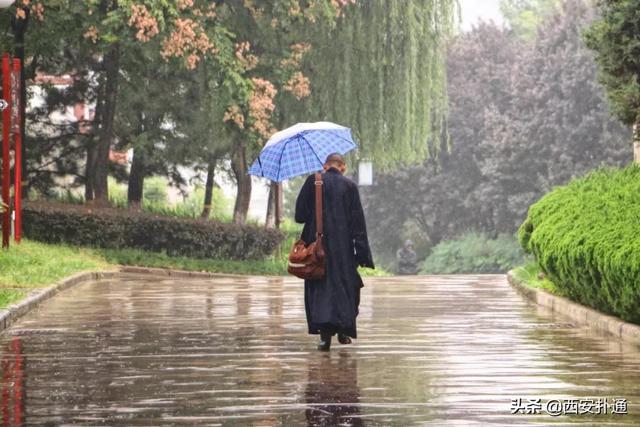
[23,203,284,261]
[519,166,640,324]
[421,233,527,274]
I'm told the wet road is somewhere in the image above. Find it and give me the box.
[0,274,639,426]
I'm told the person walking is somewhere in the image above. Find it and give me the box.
[295,153,374,351]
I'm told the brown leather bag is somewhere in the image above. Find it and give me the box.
[288,172,326,280]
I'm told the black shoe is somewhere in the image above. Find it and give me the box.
[338,333,352,345]
[317,331,332,351]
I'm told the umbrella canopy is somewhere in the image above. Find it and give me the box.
[248,122,357,182]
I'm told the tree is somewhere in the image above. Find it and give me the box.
[304,0,458,170]
[363,23,520,263]
[169,61,240,219]
[2,1,354,220]
[119,32,241,212]
[2,1,461,226]
[115,52,178,211]
[500,0,560,40]
[89,1,235,206]
[584,0,640,161]
[216,1,352,224]
[478,0,629,231]
[1,1,234,206]
[363,1,629,267]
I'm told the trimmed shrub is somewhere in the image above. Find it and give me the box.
[519,166,640,324]
[23,202,284,261]
[420,233,526,274]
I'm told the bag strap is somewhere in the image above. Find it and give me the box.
[314,172,323,237]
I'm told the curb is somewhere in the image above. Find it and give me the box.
[119,265,265,279]
[507,270,640,346]
[0,270,120,334]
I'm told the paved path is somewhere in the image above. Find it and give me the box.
[0,274,639,426]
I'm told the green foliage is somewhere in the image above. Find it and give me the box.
[284,176,306,219]
[106,177,231,219]
[0,240,113,289]
[512,262,561,295]
[109,176,167,207]
[421,233,528,274]
[584,0,640,126]
[519,166,640,323]
[0,290,27,310]
[108,177,128,208]
[305,0,458,170]
[500,0,561,40]
[280,218,303,242]
[142,176,168,204]
[5,0,244,201]
[10,0,461,220]
[23,203,284,261]
[364,2,629,262]
[50,190,85,205]
[170,186,231,220]
[99,247,289,277]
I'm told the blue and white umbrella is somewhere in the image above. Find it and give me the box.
[248,122,357,182]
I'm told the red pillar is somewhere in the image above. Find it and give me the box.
[1,348,9,426]
[12,59,21,244]
[0,338,24,426]
[2,54,11,249]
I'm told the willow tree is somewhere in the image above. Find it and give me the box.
[299,1,458,170]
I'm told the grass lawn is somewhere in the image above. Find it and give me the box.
[0,239,387,309]
[0,289,27,308]
[512,262,562,296]
[0,240,114,289]
[0,240,115,309]
[98,247,290,276]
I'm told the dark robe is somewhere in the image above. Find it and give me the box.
[295,168,374,339]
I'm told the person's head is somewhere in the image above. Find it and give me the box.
[323,153,347,174]
[404,240,414,250]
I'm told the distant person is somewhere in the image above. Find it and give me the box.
[295,153,374,351]
[397,240,418,275]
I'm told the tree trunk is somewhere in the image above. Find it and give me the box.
[201,157,216,219]
[265,182,276,228]
[84,141,96,201]
[127,145,145,212]
[93,43,120,207]
[232,143,252,225]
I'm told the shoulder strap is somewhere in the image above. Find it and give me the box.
[314,172,323,237]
